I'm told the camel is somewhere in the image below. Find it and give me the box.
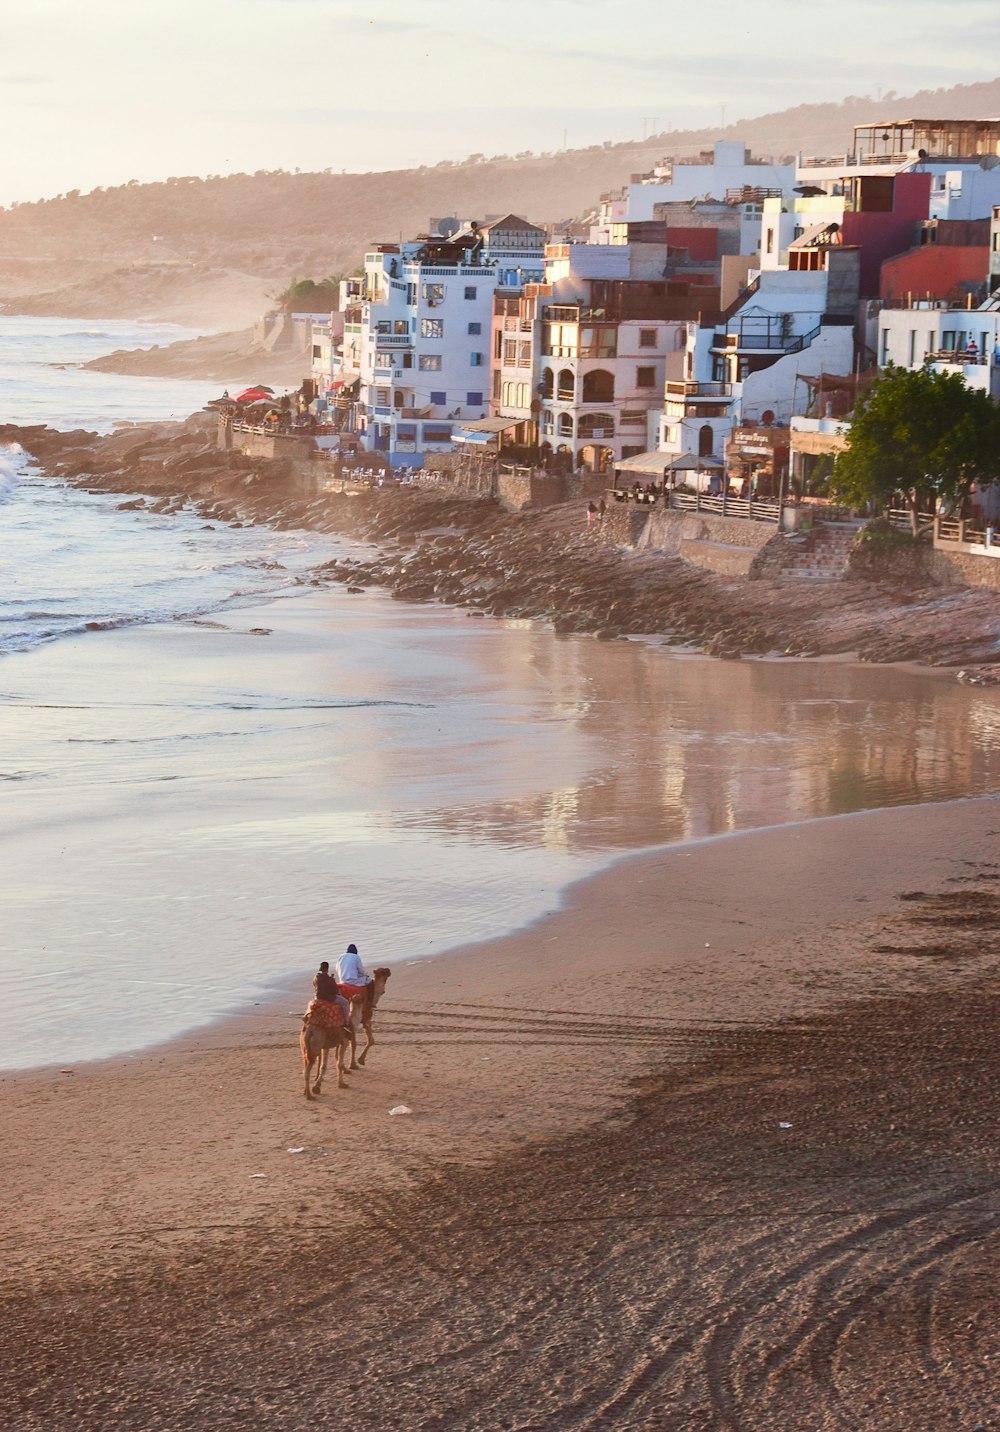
[300,1021,349,1099]
[344,967,391,1070]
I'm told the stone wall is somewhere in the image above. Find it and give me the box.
[929,546,1000,591]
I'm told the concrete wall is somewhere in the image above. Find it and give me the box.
[636,506,773,567]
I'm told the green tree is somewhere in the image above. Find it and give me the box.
[833,365,1000,533]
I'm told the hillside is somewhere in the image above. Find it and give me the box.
[2,76,999,331]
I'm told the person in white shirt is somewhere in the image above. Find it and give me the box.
[335,942,372,994]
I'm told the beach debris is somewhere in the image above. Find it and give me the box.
[287,1146,305,1154]
[389,1105,413,1117]
[778,1121,793,1129]
[58,1068,75,1075]
[250,1174,267,1179]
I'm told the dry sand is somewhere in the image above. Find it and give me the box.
[3,799,1000,1430]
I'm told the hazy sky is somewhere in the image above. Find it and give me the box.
[1,0,995,206]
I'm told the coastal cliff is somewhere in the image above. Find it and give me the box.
[7,414,1000,676]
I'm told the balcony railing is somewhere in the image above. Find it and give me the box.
[664,381,734,398]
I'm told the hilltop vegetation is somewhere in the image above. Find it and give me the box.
[2,76,998,330]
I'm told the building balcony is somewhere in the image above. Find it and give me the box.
[664,381,735,399]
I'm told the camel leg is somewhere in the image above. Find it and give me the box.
[301,1030,315,1099]
[357,1015,374,1067]
[313,1040,329,1095]
[336,1033,349,1089]
[347,1000,360,1070]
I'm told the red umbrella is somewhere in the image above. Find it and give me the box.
[234,386,272,404]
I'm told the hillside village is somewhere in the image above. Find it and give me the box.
[205,116,996,591]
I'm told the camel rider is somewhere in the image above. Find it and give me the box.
[336,942,372,1004]
[309,960,351,1029]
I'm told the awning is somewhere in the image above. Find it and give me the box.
[666,452,724,471]
[613,450,673,477]
[328,370,360,390]
[452,416,522,434]
[451,429,495,445]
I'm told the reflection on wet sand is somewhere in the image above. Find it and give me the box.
[392,638,1000,854]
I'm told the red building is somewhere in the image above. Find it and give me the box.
[880,218,989,303]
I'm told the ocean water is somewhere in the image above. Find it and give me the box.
[0,313,223,432]
[3,317,1000,1071]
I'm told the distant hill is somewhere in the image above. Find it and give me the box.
[2,76,999,330]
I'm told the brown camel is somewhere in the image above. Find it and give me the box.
[300,1021,349,1099]
[344,967,391,1070]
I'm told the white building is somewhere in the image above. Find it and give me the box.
[877,302,1000,392]
[531,241,707,471]
[655,233,859,477]
[336,219,546,463]
[598,141,796,241]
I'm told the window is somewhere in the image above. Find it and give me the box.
[543,321,578,358]
[638,328,657,348]
[495,329,503,360]
[516,383,529,407]
[419,354,442,370]
[430,390,446,405]
[636,366,656,388]
[908,329,918,365]
[492,371,501,399]
[579,325,616,359]
[402,352,413,368]
[375,386,390,407]
[582,369,614,403]
[406,282,417,305]
[503,338,517,365]
[466,391,483,406]
[470,352,484,366]
[464,286,477,300]
[578,413,615,438]
[941,330,956,351]
[422,283,445,302]
[424,427,452,443]
[467,321,481,335]
[312,344,321,359]
[766,229,775,254]
[880,330,891,364]
[557,412,574,436]
[421,318,443,338]
[518,341,532,368]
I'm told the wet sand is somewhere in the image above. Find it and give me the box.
[3,797,999,1429]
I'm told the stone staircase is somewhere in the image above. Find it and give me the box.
[777,520,865,581]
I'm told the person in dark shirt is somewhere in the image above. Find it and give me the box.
[313,960,352,1027]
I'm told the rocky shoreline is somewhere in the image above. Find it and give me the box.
[7,413,1000,677]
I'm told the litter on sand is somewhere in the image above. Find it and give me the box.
[287,1147,305,1154]
[778,1122,793,1129]
[250,1173,267,1179]
[389,1105,413,1117]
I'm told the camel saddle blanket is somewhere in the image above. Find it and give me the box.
[304,998,346,1031]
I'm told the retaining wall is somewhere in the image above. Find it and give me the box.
[928,547,1000,591]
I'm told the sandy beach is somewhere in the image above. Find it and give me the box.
[3,796,999,1429]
